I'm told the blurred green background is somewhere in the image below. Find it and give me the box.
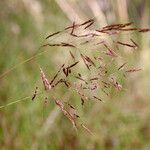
[0,0,150,149]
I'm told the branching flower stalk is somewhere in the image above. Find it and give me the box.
[0,18,148,134]
[31,19,150,133]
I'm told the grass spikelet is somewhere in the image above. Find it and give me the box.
[46,31,61,39]
[50,64,65,85]
[118,63,127,70]
[69,51,76,61]
[117,41,136,48]
[93,96,102,101]
[125,68,142,73]
[53,97,77,129]
[80,54,90,70]
[32,87,38,100]
[104,44,117,57]
[138,28,150,32]
[40,67,51,90]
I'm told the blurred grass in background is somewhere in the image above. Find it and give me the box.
[0,0,150,149]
